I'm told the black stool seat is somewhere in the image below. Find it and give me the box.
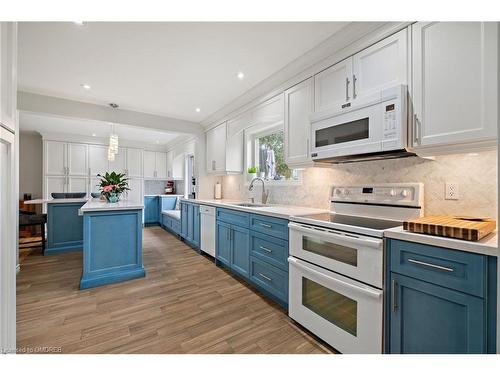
[19,213,47,255]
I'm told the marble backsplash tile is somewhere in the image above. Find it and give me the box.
[213,150,498,219]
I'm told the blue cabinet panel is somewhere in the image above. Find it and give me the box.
[390,273,485,354]
[181,203,188,238]
[250,231,289,271]
[144,196,159,225]
[250,256,288,305]
[216,221,231,267]
[46,202,85,254]
[217,208,249,228]
[231,225,250,278]
[250,214,289,240]
[390,239,486,297]
[180,201,201,248]
[161,196,177,210]
[186,204,194,242]
[192,204,200,247]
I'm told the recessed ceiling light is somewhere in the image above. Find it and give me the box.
[195,108,201,113]
[155,140,160,144]
[74,21,86,26]
[91,133,96,137]
[80,83,91,90]
[237,72,245,80]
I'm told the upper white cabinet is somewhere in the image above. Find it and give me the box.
[226,113,249,174]
[314,29,408,114]
[166,150,174,179]
[206,122,227,174]
[44,140,67,175]
[109,147,126,174]
[254,94,283,124]
[88,145,109,177]
[284,77,314,167]
[67,143,88,176]
[0,22,17,133]
[410,22,498,154]
[126,148,143,178]
[172,153,185,180]
[143,150,168,179]
[126,178,144,204]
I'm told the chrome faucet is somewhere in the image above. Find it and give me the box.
[249,177,269,204]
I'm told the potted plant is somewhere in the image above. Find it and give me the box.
[97,171,130,203]
[247,166,258,182]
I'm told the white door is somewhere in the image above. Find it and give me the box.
[284,78,314,167]
[411,22,498,148]
[67,176,88,195]
[166,150,173,179]
[314,58,353,113]
[126,148,143,178]
[155,152,167,179]
[352,29,408,99]
[88,145,109,178]
[143,150,156,178]
[44,140,66,176]
[45,176,67,198]
[109,147,126,174]
[206,122,226,173]
[0,23,17,133]
[67,143,88,176]
[126,178,143,204]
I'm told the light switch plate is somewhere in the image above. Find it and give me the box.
[445,183,459,200]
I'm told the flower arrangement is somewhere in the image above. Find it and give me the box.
[97,171,130,203]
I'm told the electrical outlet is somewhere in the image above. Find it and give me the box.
[445,183,459,200]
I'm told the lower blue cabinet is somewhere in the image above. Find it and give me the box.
[215,221,250,278]
[216,221,231,266]
[144,196,159,225]
[180,201,200,248]
[390,273,485,354]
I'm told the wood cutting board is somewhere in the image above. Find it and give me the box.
[403,215,496,241]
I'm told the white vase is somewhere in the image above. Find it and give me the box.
[247,173,257,182]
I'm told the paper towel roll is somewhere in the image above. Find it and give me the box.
[214,182,222,199]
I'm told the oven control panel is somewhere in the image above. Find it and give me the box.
[332,183,423,207]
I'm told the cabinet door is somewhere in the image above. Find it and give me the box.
[352,29,408,99]
[125,178,143,204]
[144,196,159,224]
[180,203,188,238]
[186,203,194,242]
[226,116,244,174]
[44,141,66,176]
[192,205,200,247]
[155,152,167,179]
[216,221,231,267]
[0,23,17,132]
[67,176,88,194]
[314,58,352,113]
[166,150,174,179]
[126,148,143,178]
[143,151,156,179]
[67,143,88,176]
[390,273,486,354]
[206,122,226,173]
[284,78,314,167]
[254,94,283,124]
[411,22,498,149]
[88,145,109,178]
[45,176,67,198]
[230,225,250,278]
[109,147,126,174]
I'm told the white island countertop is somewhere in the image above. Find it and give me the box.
[80,198,144,212]
[180,198,328,220]
[24,198,89,204]
[384,226,498,257]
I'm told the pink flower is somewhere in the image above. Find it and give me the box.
[103,185,112,193]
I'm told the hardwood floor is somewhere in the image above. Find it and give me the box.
[16,227,335,354]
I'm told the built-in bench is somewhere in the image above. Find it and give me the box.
[160,196,181,235]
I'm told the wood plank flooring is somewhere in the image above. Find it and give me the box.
[16,227,335,354]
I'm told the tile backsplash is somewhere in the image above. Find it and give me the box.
[207,150,498,219]
[144,180,169,195]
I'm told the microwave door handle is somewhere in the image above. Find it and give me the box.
[289,223,381,248]
[289,257,382,299]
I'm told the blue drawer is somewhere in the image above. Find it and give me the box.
[250,231,288,272]
[216,208,249,228]
[389,239,486,297]
[250,256,288,304]
[250,214,288,240]
[161,214,170,228]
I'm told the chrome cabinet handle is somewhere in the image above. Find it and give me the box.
[392,279,398,312]
[407,258,454,273]
[413,114,421,145]
[352,74,357,99]
[345,77,350,101]
[259,246,272,253]
[260,223,272,228]
[259,273,272,282]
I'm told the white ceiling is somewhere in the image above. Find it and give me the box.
[18,22,348,122]
[19,112,180,146]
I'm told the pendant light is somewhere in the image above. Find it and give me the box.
[108,103,119,161]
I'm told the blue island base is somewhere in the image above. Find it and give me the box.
[80,267,145,289]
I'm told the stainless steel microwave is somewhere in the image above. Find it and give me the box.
[310,85,410,163]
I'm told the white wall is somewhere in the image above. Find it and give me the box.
[19,132,42,199]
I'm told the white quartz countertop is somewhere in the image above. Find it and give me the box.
[180,198,328,219]
[80,198,144,212]
[24,198,88,204]
[384,227,498,257]
[144,194,184,197]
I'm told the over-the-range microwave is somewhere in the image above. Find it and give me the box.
[310,85,414,163]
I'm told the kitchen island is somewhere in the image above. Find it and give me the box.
[79,199,145,289]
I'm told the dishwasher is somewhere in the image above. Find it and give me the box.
[200,205,216,257]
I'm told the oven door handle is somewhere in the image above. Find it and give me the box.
[288,222,382,248]
[288,257,382,299]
